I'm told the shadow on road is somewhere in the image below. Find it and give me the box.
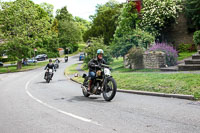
[66,96,106,103]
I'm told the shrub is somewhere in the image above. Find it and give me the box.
[111,28,155,57]
[127,47,144,69]
[140,0,182,37]
[149,43,178,66]
[193,30,200,45]
[47,52,59,58]
[185,0,200,30]
[84,37,113,65]
[178,43,197,52]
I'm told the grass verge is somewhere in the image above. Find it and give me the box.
[66,57,200,99]
[64,63,84,83]
[110,58,160,72]
[178,52,196,61]
[112,72,200,99]
[0,61,48,74]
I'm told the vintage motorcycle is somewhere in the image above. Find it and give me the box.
[64,56,68,63]
[44,69,55,83]
[81,64,117,101]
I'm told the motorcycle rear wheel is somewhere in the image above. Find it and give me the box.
[103,77,117,101]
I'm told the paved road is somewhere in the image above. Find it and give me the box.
[0,55,200,133]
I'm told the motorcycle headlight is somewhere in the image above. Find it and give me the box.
[96,70,102,77]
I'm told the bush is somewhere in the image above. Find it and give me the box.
[140,0,182,37]
[111,28,155,57]
[47,52,59,58]
[84,37,113,65]
[127,47,144,69]
[185,0,200,30]
[149,43,178,66]
[178,43,197,52]
[193,30,200,45]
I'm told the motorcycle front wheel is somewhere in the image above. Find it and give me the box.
[46,78,50,83]
[103,77,117,101]
[82,85,90,97]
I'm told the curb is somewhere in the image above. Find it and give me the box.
[67,76,195,100]
[0,67,41,74]
[117,89,195,100]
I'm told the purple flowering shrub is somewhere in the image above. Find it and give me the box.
[148,43,178,66]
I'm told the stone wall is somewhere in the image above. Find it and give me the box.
[124,51,166,69]
[143,52,166,69]
[163,13,194,46]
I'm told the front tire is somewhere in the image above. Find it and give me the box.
[82,85,90,97]
[103,77,117,101]
[46,78,50,83]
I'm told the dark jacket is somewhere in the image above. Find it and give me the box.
[88,58,106,72]
[44,63,56,70]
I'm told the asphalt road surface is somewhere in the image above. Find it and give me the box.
[0,55,200,133]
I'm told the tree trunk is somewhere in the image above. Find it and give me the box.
[17,61,22,70]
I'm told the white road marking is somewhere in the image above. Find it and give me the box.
[25,72,101,126]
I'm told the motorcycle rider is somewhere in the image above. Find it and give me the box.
[44,59,56,79]
[55,58,60,64]
[88,49,106,92]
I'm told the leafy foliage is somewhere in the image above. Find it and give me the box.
[56,6,73,22]
[193,30,200,45]
[84,37,113,65]
[140,0,182,37]
[111,28,155,57]
[0,0,54,69]
[56,6,82,53]
[74,16,91,40]
[58,20,82,51]
[127,47,144,69]
[40,2,54,20]
[111,1,139,57]
[83,0,122,45]
[185,0,200,30]
[178,43,197,52]
[148,43,178,66]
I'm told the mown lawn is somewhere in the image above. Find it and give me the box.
[110,58,160,72]
[112,72,200,99]
[110,57,200,99]
[178,52,196,61]
[0,61,48,74]
[65,56,200,99]
[64,63,79,75]
[64,63,84,83]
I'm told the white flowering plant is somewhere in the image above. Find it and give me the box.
[140,0,182,37]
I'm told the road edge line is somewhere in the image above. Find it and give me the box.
[25,71,102,126]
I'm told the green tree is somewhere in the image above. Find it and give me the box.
[74,16,91,40]
[56,6,82,53]
[185,0,200,30]
[40,2,54,20]
[84,37,113,65]
[58,21,82,52]
[56,6,73,21]
[0,0,52,69]
[111,1,139,57]
[83,0,122,45]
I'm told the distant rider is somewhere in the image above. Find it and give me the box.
[55,58,60,64]
[44,59,56,79]
[88,49,106,92]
